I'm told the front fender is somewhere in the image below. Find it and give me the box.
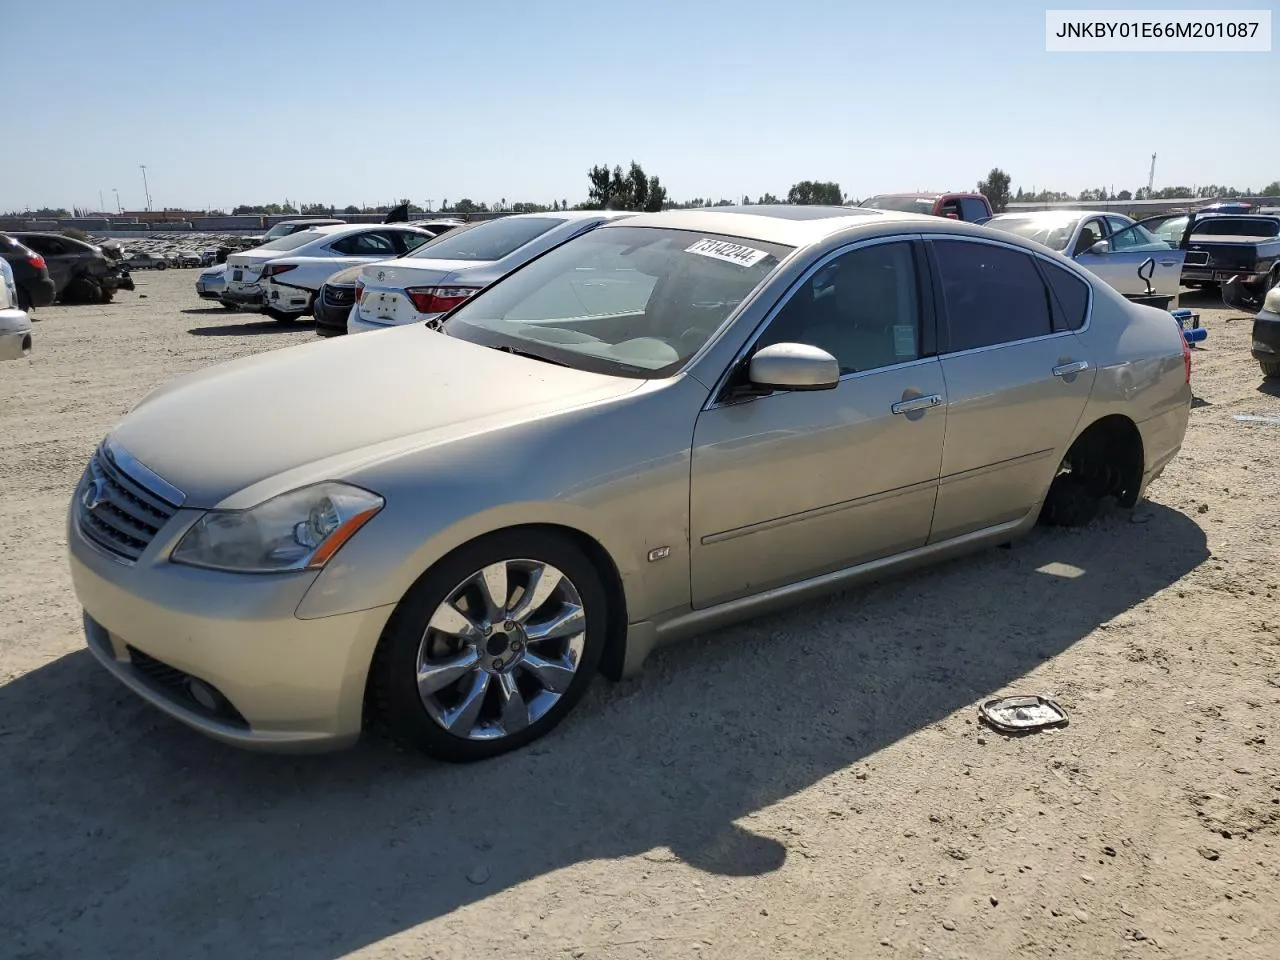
[294,376,709,625]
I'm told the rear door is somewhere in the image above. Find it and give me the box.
[927,237,1096,541]
[19,236,74,290]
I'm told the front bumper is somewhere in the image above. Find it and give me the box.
[68,504,394,752]
[313,295,353,335]
[1252,311,1280,362]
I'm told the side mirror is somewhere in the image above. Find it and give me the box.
[1088,240,1110,255]
[748,342,840,392]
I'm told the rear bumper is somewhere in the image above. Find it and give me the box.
[1252,313,1280,361]
[22,276,57,307]
[263,278,314,315]
[221,285,264,308]
[1182,267,1267,284]
[0,308,33,360]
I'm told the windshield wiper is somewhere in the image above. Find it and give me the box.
[491,344,570,367]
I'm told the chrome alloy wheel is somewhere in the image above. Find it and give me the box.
[416,559,587,740]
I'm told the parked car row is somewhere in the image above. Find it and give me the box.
[193,219,466,320]
[89,204,1194,763]
[0,230,131,305]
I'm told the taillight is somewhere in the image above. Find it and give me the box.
[262,263,297,278]
[1181,332,1192,383]
[404,285,479,315]
[27,253,46,270]
[354,279,365,303]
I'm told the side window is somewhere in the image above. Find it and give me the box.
[932,240,1053,351]
[331,232,397,256]
[22,236,59,255]
[1104,215,1132,236]
[395,231,433,253]
[1039,259,1091,332]
[960,197,989,222]
[1108,222,1166,252]
[756,241,921,375]
[1073,219,1106,255]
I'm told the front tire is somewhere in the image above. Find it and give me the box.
[369,529,607,762]
[1261,360,1280,380]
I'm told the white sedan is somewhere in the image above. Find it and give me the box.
[348,212,630,334]
[223,225,438,321]
[0,259,33,361]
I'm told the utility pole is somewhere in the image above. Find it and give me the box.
[112,188,120,214]
[98,190,105,213]
[139,164,152,212]
[1147,153,1157,197]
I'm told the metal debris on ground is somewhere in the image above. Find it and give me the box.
[978,696,1069,734]
[1233,414,1280,425]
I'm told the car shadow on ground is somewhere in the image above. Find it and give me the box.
[0,505,1208,959]
[181,307,240,315]
[187,319,307,336]
[1257,378,1280,398]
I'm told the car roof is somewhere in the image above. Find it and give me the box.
[599,205,927,247]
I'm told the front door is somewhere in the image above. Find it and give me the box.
[925,238,1096,541]
[689,238,947,608]
[1075,222,1184,299]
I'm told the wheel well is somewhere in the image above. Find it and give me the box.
[364,522,631,716]
[1064,414,1145,508]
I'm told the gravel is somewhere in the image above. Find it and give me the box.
[2,273,1278,959]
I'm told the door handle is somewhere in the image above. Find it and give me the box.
[891,394,943,415]
[1159,259,1178,267]
[1052,360,1090,377]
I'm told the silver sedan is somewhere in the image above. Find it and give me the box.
[986,210,1185,302]
[68,206,1192,762]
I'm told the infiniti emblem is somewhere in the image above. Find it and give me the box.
[82,475,107,511]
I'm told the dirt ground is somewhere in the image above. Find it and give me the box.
[1,269,1277,960]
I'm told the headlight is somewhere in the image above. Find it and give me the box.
[171,482,384,573]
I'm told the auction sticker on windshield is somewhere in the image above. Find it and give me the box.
[685,239,769,268]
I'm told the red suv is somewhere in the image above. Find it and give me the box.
[858,192,993,222]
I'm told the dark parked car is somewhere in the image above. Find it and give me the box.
[9,231,127,303]
[1138,213,1280,296]
[858,191,994,222]
[313,263,362,336]
[0,234,57,310]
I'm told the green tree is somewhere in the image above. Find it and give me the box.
[1260,181,1280,196]
[786,180,843,205]
[585,161,667,211]
[756,193,781,205]
[454,198,480,214]
[976,168,1012,213]
[1116,190,1133,201]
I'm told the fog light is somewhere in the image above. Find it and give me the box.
[185,677,219,712]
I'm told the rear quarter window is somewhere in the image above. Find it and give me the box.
[1038,259,1091,332]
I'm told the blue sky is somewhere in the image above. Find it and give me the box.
[3,0,1276,212]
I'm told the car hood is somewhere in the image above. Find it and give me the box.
[110,325,641,509]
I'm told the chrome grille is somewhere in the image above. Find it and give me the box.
[77,443,182,561]
[323,284,354,306]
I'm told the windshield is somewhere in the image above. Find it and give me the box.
[861,196,936,214]
[1191,217,1280,238]
[442,226,793,378]
[985,215,1081,252]
[262,223,300,241]
[407,217,565,262]
[1144,215,1189,245]
[254,230,323,252]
